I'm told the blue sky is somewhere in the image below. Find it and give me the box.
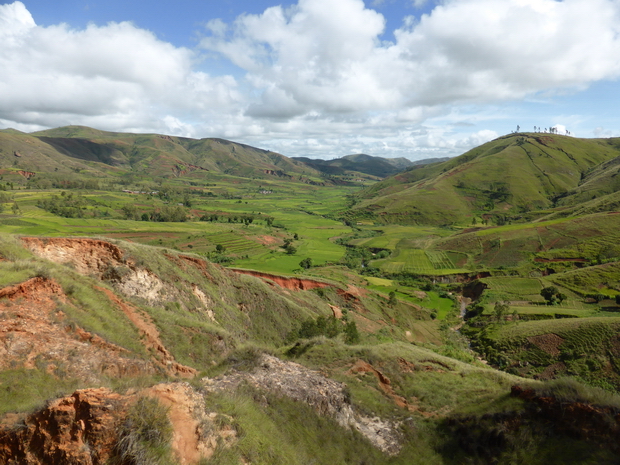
[2,0,620,160]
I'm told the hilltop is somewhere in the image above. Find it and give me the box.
[347,133,620,225]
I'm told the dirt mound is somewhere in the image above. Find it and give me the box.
[204,354,402,455]
[0,277,155,383]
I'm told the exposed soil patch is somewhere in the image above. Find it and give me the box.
[257,235,278,245]
[0,277,155,382]
[0,387,130,465]
[0,382,229,465]
[348,359,438,418]
[176,254,214,280]
[230,269,333,291]
[349,360,409,409]
[22,237,125,275]
[527,333,564,357]
[146,383,236,465]
[22,237,167,304]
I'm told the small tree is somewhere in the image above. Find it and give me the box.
[388,291,398,307]
[344,320,360,344]
[215,244,226,253]
[540,286,559,305]
[299,257,312,269]
[494,301,510,322]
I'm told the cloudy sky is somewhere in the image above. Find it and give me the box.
[1,0,620,160]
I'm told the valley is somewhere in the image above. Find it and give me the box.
[0,127,620,463]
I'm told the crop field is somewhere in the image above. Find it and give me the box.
[0,184,357,274]
[371,247,469,275]
[481,277,543,297]
[350,225,452,250]
[206,232,264,254]
[488,317,620,342]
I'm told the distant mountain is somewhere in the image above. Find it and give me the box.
[347,133,620,225]
[0,125,323,182]
[292,153,445,178]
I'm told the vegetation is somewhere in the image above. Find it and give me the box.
[113,397,174,465]
[1,127,620,462]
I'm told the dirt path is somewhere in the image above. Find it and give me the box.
[96,286,196,378]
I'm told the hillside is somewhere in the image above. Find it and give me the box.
[1,235,620,463]
[348,133,620,225]
[293,153,416,178]
[0,125,325,183]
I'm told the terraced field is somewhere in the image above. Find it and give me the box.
[206,233,264,254]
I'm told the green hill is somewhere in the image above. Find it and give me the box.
[348,133,620,225]
[0,125,325,182]
[293,153,418,178]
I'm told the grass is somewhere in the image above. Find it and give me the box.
[0,369,82,416]
[203,383,388,465]
[113,396,175,465]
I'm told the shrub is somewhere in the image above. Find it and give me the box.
[113,397,174,465]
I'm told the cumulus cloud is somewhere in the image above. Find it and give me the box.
[202,0,620,118]
[0,1,239,133]
[2,0,620,159]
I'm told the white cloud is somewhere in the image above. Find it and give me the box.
[0,1,239,133]
[202,0,620,120]
[2,0,620,160]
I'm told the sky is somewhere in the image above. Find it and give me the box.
[2,0,620,161]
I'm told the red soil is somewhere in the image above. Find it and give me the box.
[230,269,333,291]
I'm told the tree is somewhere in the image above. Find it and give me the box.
[299,257,312,269]
[494,301,510,322]
[388,291,398,307]
[344,320,360,344]
[285,245,297,255]
[215,244,226,253]
[615,295,620,305]
[121,204,139,220]
[541,286,560,305]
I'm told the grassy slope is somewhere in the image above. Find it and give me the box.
[14,125,324,181]
[349,133,620,225]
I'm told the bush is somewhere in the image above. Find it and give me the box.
[288,316,359,345]
[113,397,174,465]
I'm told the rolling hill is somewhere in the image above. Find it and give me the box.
[293,153,416,178]
[0,125,324,183]
[347,133,620,225]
